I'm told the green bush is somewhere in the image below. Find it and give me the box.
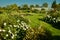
[42,11,60,29]
[23,26,52,40]
[0,13,29,40]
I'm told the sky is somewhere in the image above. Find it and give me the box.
[0,0,60,7]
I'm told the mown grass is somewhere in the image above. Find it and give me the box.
[24,13,60,36]
[24,13,46,27]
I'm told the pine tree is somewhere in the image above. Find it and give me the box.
[51,0,56,9]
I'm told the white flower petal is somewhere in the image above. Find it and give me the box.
[4,23,6,26]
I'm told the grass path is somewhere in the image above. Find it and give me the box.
[24,13,60,36]
[40,21,60,36]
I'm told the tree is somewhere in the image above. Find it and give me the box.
[35,4,40,7]
[22,4,29,10]
[18,6,21,10]
[30,5,35,8]
[51,0,56,9]
[58,3,60,8]
[6,4,18,10]
[56,3,60,11]
[42,3,48,7]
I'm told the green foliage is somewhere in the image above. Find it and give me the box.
[30,5,35,8]
[56,3,60,11]
[40,8,46,13]
[35,4,40,7]
[51,0,56,9]
[42,11,60,29]
[42,3,48,7]
[0,11,3,14]
[6,4,18,10]
[0,13,29,40]
[23,26,52,40]
[22,4,29,10]
[0,13,53,40]
[32,9,39,13]
[0,2,60,40]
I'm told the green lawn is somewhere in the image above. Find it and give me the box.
[24,13,60,36]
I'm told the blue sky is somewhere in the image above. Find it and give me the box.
[0,0,60,7]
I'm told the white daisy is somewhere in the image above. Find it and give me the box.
[13,25,17,27]
[17,19,20,22]
[6,34,8,37]
[9,25,12,27]
[53,18,56,20]
[47,15,51,18]
[23,28,26,30]
[3,30,6,32]
[8,30,11,33]
[4,22,6,26]
[17,25,19,28]
[0,29,2,32]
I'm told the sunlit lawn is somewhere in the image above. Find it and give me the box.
[24,13,60,36]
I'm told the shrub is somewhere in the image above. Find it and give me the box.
[32,9,39,13]
[0,13,29,40]
[42,12,60,29]
[23,26,52,40]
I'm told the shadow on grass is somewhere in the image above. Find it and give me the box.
[48,22,60,30]
[37,29,60,40]
[51,36,60,40]
[38,18,60,30]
